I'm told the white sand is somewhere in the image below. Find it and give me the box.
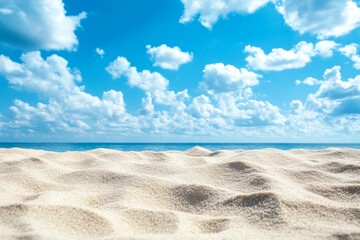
[0,147,359,240]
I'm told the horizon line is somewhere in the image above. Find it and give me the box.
[0,142,359,144]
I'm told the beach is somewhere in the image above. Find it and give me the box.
[0,147,359,239]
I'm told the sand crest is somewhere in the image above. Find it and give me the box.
[0,147,359,239]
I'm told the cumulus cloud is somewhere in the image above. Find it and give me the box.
[187,95,220,118]
[126,68,169,93]
[339,44,358,57]
[276,0,360,39]
[245,41,314,71]
[0,52,82,95]
[0,55,22,73]
[314,41,338,57]
[106,57,131,79]
[338,44,360,69]
[140,93,155,115]
[295,77,322,86]
[106,56,189,109]
[5,51,358,140]
[201,63,260,94]
[234,100,285,126]
[0,51,291,140]
[179,0,360,38]
[197,63,284,126]
[106,57,168,93]
[209,93,285,126]
[105,58,284,128]
[288,67,360,139]
[146,44,193,70]
[0,52,129,135]
[245,41,337,71]
[0,0,86,51]
[96,48,105,58]
[179,0,270,28]
[306,66,360,115]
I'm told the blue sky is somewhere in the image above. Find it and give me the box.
[0,0,360,142]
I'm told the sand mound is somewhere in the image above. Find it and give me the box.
[0,147,359,239]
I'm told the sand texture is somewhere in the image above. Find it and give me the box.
[0,147,359,240]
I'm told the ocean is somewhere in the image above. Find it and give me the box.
[0,143,359,152]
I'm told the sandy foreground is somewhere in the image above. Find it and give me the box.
[0,147,359,240]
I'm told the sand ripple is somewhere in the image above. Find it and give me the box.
[0,147,359,239]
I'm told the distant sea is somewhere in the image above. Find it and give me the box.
[0,143,360,152]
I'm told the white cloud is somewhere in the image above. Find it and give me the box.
[0,52,288,140]
[106,56,189,109]
[0,52,81,95]
[296,77,322,86]
[276,0,360,39]
[245,41,315,71]
[314,41,338,57]
[349,55,360,69]
[96,48,105,58]
[179,0,270,28]
[201,63,260,94]
[290,100,304,113]
[126,67,169,93]
[303,77,322,86]
[288,67,360,140]
[146,44,193,70]
[153,90,190,112]
[339,44,358,57]
[140,93,155,115]
[0,55,22,73]
[304,66,360,115]
[0,0,86,51]
[102,90,126,117]
[245,41,338,71]
[105,58,284,129]
[3,49,359,141]
[209,93,284,126]
[179,0,360,38]
[197,63,284,126]
[234,100,285,126]
[338,44,360,69]
[106,57,131,79]
[0,52,129,135]
[245,40,360,73]
[187,95,220,118]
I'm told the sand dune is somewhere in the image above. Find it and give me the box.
[0,147,359,240]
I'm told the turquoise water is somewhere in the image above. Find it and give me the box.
[0,143,359,152]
